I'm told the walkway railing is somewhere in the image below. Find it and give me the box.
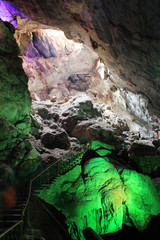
[0,221,23,240]
[0,143,90,240]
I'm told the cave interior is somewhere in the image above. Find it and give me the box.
[0,0,160,240]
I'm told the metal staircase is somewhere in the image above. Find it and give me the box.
[0,143,90,240]
[0,189,28,239]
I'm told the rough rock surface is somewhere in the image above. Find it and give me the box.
[14,21,101,101]
[11,17,160,135]
[4,0,160,116]
[131,156,160,178]
[60,95,102,133]
[30,95,132,166]
[11,140,42,179]
[67,74,90,91]
[0,20,31,124]
[0,19,43,184]
[71,120,117,145]
[2,11,157,134]
[128,140,156,157]
[41,130,70,150]
[36,155,160,240]
[31,94,129,146]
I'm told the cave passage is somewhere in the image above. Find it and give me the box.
[0,1,160,240]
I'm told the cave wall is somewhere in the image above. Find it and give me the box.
[5,0,160,115]
[14,22,101,101]
[1,0,160,182]
[0,19,42,184]
[0,19,31,124]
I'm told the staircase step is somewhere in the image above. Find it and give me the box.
[0,220,19,229]
[0,208,22,213]
[3,214,21,220]
[0,220,19,223]
[15,203,26,206]
[0,155,75,237]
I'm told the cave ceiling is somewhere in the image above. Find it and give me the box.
[4,0,160,113]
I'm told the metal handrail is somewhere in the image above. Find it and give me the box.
[0,143,90,239]
[21,159,60,220]
[0,220,23,239]
[34,195,70,236]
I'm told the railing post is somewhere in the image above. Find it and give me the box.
[0,143,89,240]
[20,220,24,240]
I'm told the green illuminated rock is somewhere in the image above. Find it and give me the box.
[131,156,160,177]
[18,147,41,177]
[0,20,32,178]
[0,20,31,124]
[120,169,160,231]
[36,143,160,239]
[89,140,115,151]
[11,140,41,178]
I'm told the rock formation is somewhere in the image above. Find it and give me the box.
[1,1,160,238]
[0,19,41,183]
[1,0,158,134]
[36,142,160,239]
[3,0,160,116]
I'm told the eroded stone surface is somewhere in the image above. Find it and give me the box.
[36,154,160,239]
[5,0,160,116]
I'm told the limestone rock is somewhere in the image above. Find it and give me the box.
[62,96,102,120]
[30,114,42,138]
[9,0,160,118]
[37,107,50,120]
[130,156,160,178]
[41,132,56,149]
[128,140,156,157]
[36,156,160,239]
[18,24,99,101]
[0,19,31,175]
[67,74,90,91]
[0,19,31,124]
[32,101,59,123]
[0,114,32,163]
[33,29,75,58]
[55,130,71,150]
[18,147,41,177]
[0,163,15,185]
[153,139,160,149]
[61,115,78,134]
[60,96,102,133]
[0,138,41,181]
[121,169,160,231]
[41,130,70,150]
[112,119,129,134]
[71,120,117,146]
[50,123,59,130]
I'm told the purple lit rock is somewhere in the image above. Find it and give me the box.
[0,1,28,27]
